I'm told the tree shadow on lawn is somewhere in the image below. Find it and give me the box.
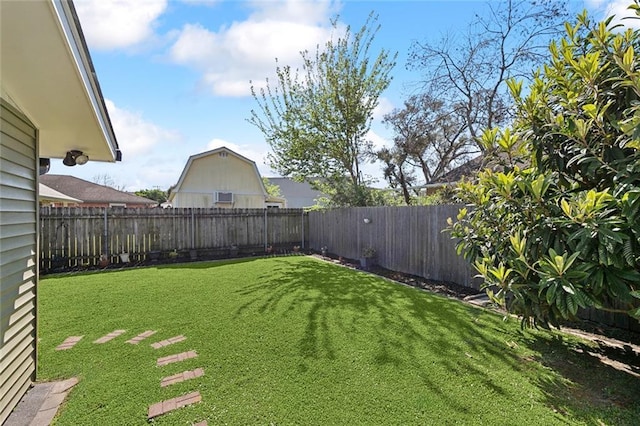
[231,258,545,416]
[520,332,640,424]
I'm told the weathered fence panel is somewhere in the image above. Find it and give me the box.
[40,207,308,270]
[307,205,479,288]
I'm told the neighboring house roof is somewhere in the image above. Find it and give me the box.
[434,155,486,185]
[169,146,269,202]
[266,177,326,208]
[427,152,527,189]
[1,0,120,163]
[40,175,156,206]
[39,183,82,204]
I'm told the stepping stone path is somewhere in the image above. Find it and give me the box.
[147,392,202,420]
[55,330,207,422]
[93,329,126,344]
[55,336,83,351]
[125,330,156,344]
[151,334,186,349]
[161,368,205,387]
[157,350,198,367]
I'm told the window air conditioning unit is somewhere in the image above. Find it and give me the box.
[216,192,233,203]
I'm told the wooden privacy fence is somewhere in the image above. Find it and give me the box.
[40,207,308,270]
[307,205,479,289]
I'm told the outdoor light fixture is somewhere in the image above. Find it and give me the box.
[39,158,50,175]
[363,218,371,224]
[63,150,89,166]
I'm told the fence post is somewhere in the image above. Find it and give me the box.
[301,209,305,249]
[264,208,268,251]
[103,208,108,258]
[191,208,195,248]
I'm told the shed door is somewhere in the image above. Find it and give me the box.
[0,99,38,424]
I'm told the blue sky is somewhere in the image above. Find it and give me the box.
[49,0,636,191]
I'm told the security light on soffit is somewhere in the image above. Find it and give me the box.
[63,150,88,166]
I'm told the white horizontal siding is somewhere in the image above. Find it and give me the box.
[0,100,38,424]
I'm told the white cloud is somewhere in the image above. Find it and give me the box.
[75,0,168,50]
[205,138,276,176]
[169,0,343,96]
[603,0,640,29]
[366,129,390,151]
[105,99,179,158]
[372,97,394,121]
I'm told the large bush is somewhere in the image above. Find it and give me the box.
[449,5,640,327]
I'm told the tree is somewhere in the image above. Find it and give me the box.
[448,5,640,328]
[376,146,417,204]
[135,189,167,204]
[92,174,127,191]
[408,0,575,146]
[262,178,281,198]
[249,13,396,206]
[379,93,474,200]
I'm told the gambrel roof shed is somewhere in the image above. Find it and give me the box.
[169,147,285,208]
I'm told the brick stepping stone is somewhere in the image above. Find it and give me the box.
[151,335,186,349]
[55,336,83,351]
[93,329,126,344]
[161,367,204,387]
[147,391,202,419]
[157,350,197,367]
[125,330,156,344]
[193,422,207,426]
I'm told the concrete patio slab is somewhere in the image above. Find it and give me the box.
[4,377,78,426]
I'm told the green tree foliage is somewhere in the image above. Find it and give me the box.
[249,13,396,206]
[262,178,281,198]
[449,5,640,328]
[135,189,167,204]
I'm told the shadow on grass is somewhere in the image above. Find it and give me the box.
[229,258,531,415]
[520,332,640,425]
[242,257,640,424]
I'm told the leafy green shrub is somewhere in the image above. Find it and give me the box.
[449,5,640,327]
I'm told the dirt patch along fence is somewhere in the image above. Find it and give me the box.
[40,207,308,270]
[307,205,479,289]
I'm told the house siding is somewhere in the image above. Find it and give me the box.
[0,100,38,423]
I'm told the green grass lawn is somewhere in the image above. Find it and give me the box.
[38,256,639,425]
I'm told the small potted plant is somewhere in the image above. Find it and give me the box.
[168,249,179,260]
[293,245,300,253]
[119,252,130,263]
[99,253,110,268]
[266,244,274,255]
[229,244,239,257]
[360,247,376,270]
[321,246,328,257]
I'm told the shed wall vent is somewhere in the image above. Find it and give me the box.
[216,192,233,203]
